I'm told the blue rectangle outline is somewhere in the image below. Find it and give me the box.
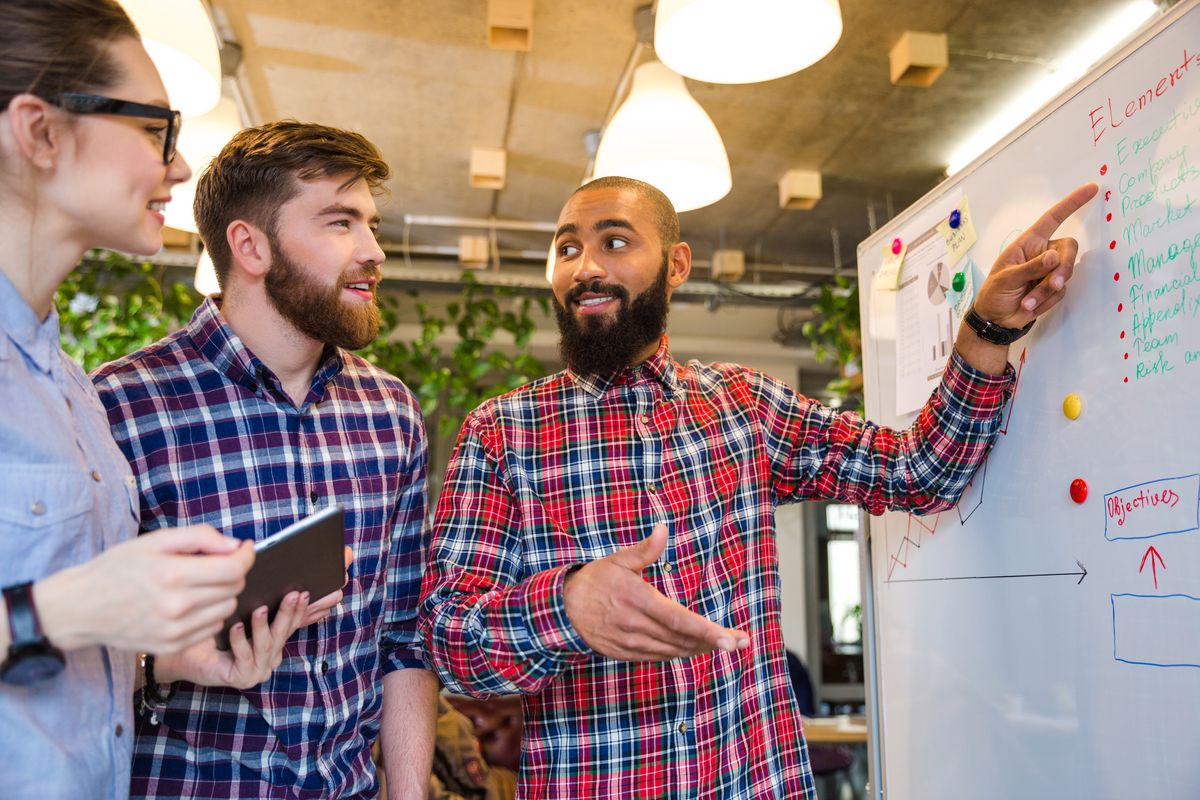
[1102,473,1200,542]
[1111,592,1200,669]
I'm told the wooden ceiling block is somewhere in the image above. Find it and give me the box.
[889,31,948,87]
[488,0,533,51]
[469,146,507,190]
[712,249,746,282]
[458,235,491,268]
[778,169,822,210]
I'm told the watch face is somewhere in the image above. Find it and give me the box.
[1,650,65,686]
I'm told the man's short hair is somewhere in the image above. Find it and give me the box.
[195,120,390,289]
[572,176,680,249]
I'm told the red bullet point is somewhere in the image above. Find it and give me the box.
[1117,303,1123,312]
[1124,353,1129,360]
[1120,330,1126,339]
[1124,377,1129,383]
[1070,479,1089,504]
[1114,272,1121,281]
[1110,240,1117,250]
[1100,165,1108,175]
[1105,190,1112,201]
[1106,213,1113,222]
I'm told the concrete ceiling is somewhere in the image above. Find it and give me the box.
[207,0,1172,280]
[196,0,1176,384]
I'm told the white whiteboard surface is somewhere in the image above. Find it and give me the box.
[856,2,1200,798]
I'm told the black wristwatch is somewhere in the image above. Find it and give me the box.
[1,582,66,685]
[964,307,1035,346]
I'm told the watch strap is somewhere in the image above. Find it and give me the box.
[4,582,41,645]
[965,307,1035,346]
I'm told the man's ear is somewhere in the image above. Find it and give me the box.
[667,241,692,289]
[226,220,272,281]
[4,94,63,170]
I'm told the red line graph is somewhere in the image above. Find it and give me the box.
[887,511,944,579]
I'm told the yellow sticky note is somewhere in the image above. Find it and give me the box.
[876,240,908,290]
[937,196,978,268]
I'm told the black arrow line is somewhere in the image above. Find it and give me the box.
[889,561,1087,585]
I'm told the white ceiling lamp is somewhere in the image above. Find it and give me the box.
[118,0,222,118]
[593,61,731,213]
[655,0,843,85]
[194,250,220,296]
[164,96,243,233]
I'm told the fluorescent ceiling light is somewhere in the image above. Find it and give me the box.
[118,0,222,118]
[164,97,244,233]
[655,0,843,84]
[593,61,732,213]
[946,1,1159,175]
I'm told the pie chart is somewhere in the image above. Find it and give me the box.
[927,262,951,305]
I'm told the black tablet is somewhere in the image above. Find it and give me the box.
[216,504,346,650]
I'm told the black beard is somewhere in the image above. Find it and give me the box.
[552,260,670,377]
[263,233,381,350]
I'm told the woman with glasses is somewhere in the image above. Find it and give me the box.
[0,2,265,797]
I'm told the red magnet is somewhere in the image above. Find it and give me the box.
[1070,479,1088,504]
[891,238,903,255]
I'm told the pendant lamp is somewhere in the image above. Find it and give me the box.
[164,97,243,234]
[118,0,222,117]
[655,0,843,85]
[593,61,731,213]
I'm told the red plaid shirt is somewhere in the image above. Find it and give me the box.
[420,336,1013,799]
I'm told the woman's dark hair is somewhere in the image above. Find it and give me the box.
[0,0,139,108]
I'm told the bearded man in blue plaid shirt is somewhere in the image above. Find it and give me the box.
[420,176,1098,799]
[93,122,436,799]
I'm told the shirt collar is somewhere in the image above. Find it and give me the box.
[0,269,61,374]
[569,334,680,399]
[188,295,345,400]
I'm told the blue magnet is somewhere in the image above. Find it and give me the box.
[949,209,962,229]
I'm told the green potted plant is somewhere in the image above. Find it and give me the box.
[801,274,863,407]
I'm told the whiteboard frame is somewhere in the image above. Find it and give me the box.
[854,1,1199,797]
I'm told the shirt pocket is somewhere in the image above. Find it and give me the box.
[0,464,97,581]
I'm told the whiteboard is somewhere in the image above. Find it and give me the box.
[855,2,1200,798]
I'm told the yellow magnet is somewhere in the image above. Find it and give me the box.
[1062,393,1083,420]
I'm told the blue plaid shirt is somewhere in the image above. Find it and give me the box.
[92,297,429,799]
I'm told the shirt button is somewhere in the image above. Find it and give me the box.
[318,661,329,675]
[678,722,689,734]
[115,724,124,737]
[91,470,102,482]
[30,502,46,516]
[647,483,659,493]
[663,562,674,573]
[640,414,650,425]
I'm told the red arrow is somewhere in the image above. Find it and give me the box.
[999,348,1027,436]
[1139,545,1166,589]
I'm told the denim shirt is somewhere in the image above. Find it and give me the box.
[0,271,139,800]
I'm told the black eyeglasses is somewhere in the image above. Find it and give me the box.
[47,92,182,165]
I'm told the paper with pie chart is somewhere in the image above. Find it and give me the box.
[894,227,957,415]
